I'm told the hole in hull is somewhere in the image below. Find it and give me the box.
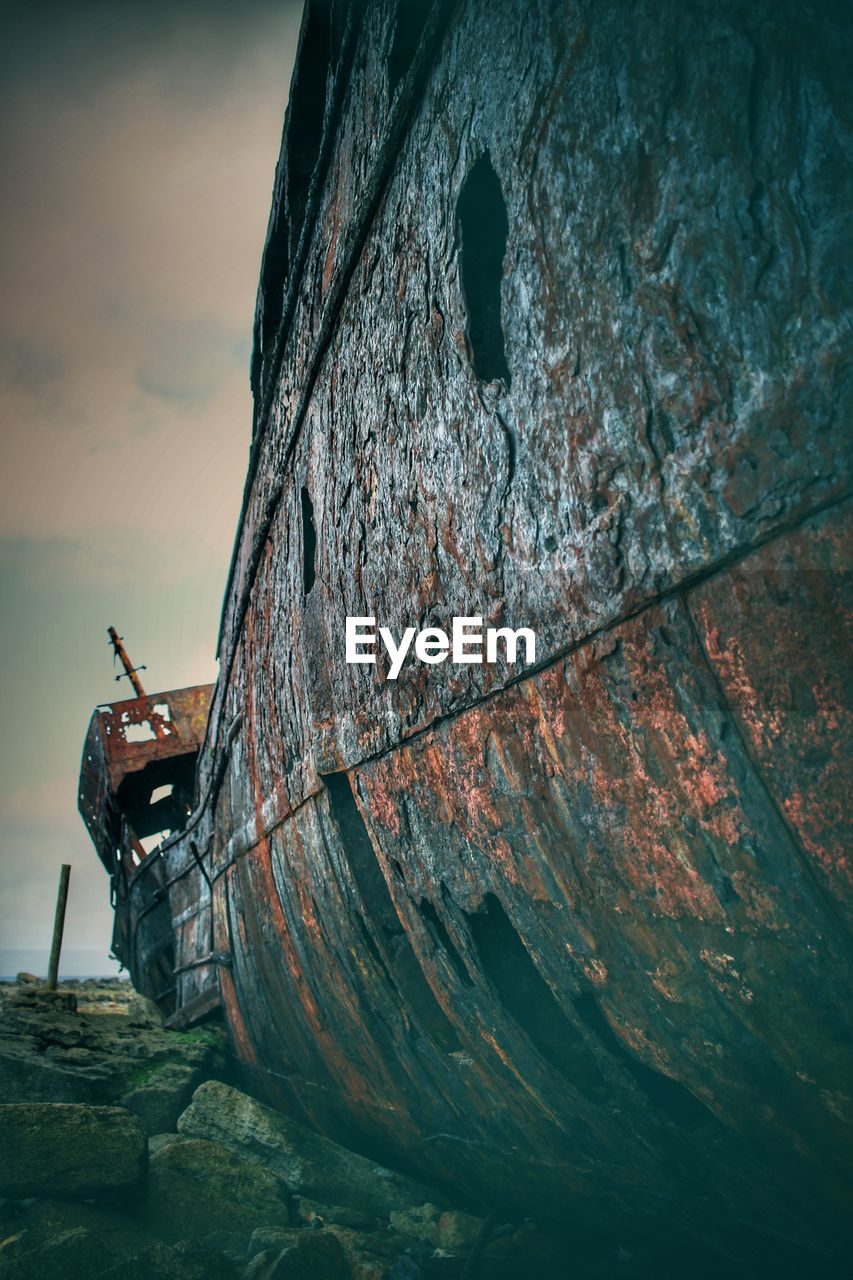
[573,992,715,1130]
[322,771,459,1051]
[301,486,317,595]
[456,153,511,386]
[464,893,717,1127]
[324,772,400,941]
[418,897,472,987]
[465,894,607,1101]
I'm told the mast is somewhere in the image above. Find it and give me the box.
[107,626,147,698]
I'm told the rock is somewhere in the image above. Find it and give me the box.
[294,1196,376,1229]
[124,993,165,1028]
[246,1228,400,1280]
[97,1239,237,1280]
[436,1209,484,1252]
[386,1202,486,1253]
[0,1103,146,1198]
[0,1226,112,1280]
[132,1138,291,1243]
[0,1231,26,1264]
[388,1203,440,1246]
[247,1227,296,1256]
[204,1229,251,1263]
[325,1226,402,1280]
[11,1196,156,1263]
[0,1198,31,1234]
[178,1083,443,1221]
[10,986,77,1013]
[244,1230,349,1280]
[0,1035,113,1105]
[73,982,135,1016]
[386,1202,490,1252]
[245,1249,285,1280]
[148,1132,186,1155]
[384,1245,434,1280]
[14,973,38,985]
[0,980,228,1113]
[121,1061,200,1135]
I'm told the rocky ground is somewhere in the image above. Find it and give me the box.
[0,977,610,1279]
[0,978,833,1278]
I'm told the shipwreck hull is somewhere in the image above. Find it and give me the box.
[78,684,213,1010]
[172,512,852,1247]
[95,0,850,1253]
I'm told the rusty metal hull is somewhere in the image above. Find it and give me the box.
[86,0,851,1251]
[78,684,212,1007]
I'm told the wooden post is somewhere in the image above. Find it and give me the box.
[47,864,71,990]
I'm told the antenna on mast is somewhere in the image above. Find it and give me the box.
[107,627,147,698]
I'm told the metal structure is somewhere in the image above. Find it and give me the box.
[107,626,148,699]
[80,0,851,1258]
[78,683,213,1006]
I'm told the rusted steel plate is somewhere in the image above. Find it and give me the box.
[209,0,850,809]
[78,684,212,998]
[79,684,212,893]
[690,505,853,928]
[82,686,211,792]
[79,684,211,879]
[359,517,851,1189]
[210,0,458,762]
[199,513,850,1241]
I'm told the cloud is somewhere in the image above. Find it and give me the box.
[0,340,64,396]
[0,0,302,549]
[0,819,117,955]
[0,2,303,103]
[0,0,302,958]
[0,528,225,591]
[134,319,250,406]
[0,776,79,830]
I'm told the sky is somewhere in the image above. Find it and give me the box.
[0,0,302,975]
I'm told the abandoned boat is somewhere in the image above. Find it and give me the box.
[80,0,851,1258]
